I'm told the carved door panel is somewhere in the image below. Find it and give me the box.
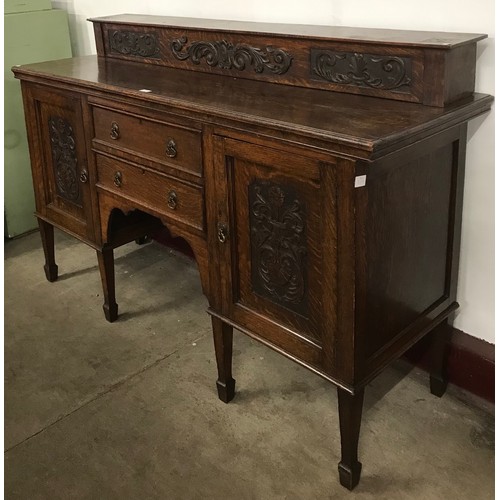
[214,136,339,372]
[25,84,94,240]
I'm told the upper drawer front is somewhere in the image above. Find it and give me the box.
[93,106,202,175]
[96,154,204,232]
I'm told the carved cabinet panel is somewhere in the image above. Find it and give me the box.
[22,84,95,241]
[214,136,340,373]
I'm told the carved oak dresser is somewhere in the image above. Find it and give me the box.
[13,14,493,490]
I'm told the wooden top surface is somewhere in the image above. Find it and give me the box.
[13,56,493,157]
[88,14,487,49]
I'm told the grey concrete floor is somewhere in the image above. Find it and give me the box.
[4,230,494,499]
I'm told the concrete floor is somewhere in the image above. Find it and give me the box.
[4,230,494,499]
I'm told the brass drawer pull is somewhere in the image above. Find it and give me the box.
[166,139,177,158]
[167,190,178,210]
[217,222,228,243]
[79,169,88,183]
[113,171,122,187]
[110,121,120,140]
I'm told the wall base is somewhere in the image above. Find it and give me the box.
[405,328,494,403]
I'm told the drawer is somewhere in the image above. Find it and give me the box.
[96,154,204,231]
[93,106,202,175]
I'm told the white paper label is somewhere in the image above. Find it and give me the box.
[354,175,367,188]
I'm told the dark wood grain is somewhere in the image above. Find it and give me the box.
[97,246,118,322]
[337,387,364,490]
[363,139,453,359]
[429,319,452,396]
[13,57,492,159]
[89,14,486,48]
[22,83,95,241]
[212,316,236,403]
[353,125,468,389]
[38,219,58,282]
[333,158,358,386]
[89,15,485,106]
[13,17,493,491]
[95,153,204,232]
[405,326,494,403]
[216,137,333,370]
[92,103,202,175]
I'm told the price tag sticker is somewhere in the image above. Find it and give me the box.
[354,175,367,188]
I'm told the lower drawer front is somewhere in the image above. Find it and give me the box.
[96,154,204,231]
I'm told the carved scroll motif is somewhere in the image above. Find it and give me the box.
[48,116,81,205]
[311,50,412,91]
[171,37,293,75]
[249,180,307,315]
[109,30,160,58]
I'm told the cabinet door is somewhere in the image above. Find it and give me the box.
[214,137,340,372]
[23,83,94,241]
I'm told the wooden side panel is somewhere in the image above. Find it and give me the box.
[423,45,478,106]
[365,147,453,357]
[355,127,464,383]
[444,44,478,105]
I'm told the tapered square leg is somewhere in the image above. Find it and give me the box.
[96,247,118,322]
[337,387,364,490]
[38,219,58,282]
[211,316,235,403]
[429,319,452,397]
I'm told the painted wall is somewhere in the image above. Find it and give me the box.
[52,0,495,343]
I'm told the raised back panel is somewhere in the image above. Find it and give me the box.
[90,15,485,106]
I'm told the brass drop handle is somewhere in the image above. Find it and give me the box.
[217,222,228,243]
[167,190,177,210]
[79,169,88,183]
[113,171,122,187]
[110,121,120,140]
[166,139,177,158]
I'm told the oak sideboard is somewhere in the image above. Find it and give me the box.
[13,14,493,490]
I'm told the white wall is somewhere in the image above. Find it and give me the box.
[52,0,495,343]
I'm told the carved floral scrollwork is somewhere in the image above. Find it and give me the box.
[311,50,412,90]
[249,180,307,314]
[171,37,293,75]
[48,116,81,204]
[109,30,160,58]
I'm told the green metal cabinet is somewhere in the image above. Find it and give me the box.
[5,4,72,237]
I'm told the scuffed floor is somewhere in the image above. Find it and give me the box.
[4,230,494,499]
